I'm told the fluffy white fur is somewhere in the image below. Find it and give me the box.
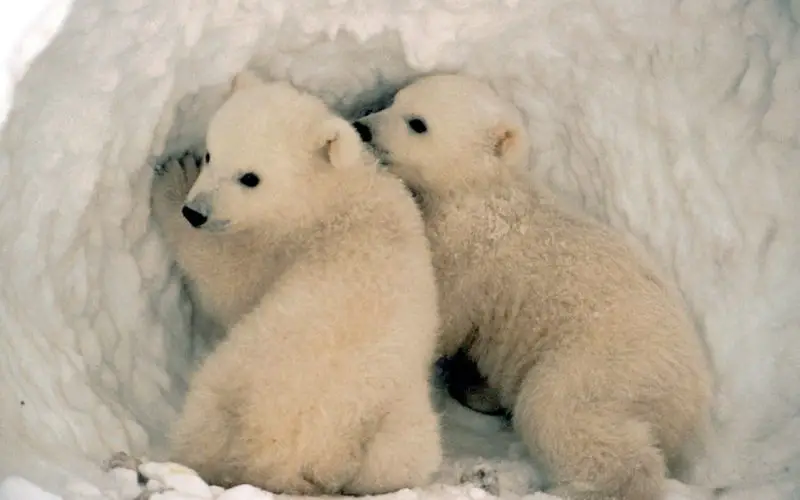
[164,72,442,495]
[357,73,714,500]
[1,1,799,499]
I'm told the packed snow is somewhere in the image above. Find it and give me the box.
[2,0,800,499]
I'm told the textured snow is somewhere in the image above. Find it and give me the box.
[1,0,800,499]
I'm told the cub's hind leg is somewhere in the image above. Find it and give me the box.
[515,365,666,500]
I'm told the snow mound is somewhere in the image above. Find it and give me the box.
[2,0,800,499]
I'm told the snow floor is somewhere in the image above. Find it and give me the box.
[0,393,713,500]
[0,390,556,500]
[2,0,800,499]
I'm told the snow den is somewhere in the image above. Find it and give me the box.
[2,0,800,499]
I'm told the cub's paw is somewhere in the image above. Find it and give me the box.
[151,151,206,205]
[182,150,207,188]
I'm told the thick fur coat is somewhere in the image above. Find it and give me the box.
[356,74,714,500]
[162,72,443,495]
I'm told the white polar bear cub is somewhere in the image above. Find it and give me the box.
[355,74,713,500]
[168,72,443,495]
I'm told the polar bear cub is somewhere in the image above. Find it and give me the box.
[168,72,443,495]
[355,74,713,500]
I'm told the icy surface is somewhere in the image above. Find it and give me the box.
[1,0,800,499]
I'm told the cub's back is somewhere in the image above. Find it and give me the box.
[435,181,708,401]
[446,182,687,333]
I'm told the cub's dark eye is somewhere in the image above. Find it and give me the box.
[406,117,428,134]
[204,152,211,163]
[239,172,260,188]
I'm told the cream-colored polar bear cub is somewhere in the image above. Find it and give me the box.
[355,74,713,500]
[168,72,443,495]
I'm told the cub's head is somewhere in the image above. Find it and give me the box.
[182,71,368,234]
[353,74,529,198]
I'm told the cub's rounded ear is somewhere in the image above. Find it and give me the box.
[229,70,265,95]
[316,118,366,170]
[488,122,529,168]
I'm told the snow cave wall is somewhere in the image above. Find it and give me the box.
[2,0,800,498]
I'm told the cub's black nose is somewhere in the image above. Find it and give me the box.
[182,205,208,228]
[353,120,372,143]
